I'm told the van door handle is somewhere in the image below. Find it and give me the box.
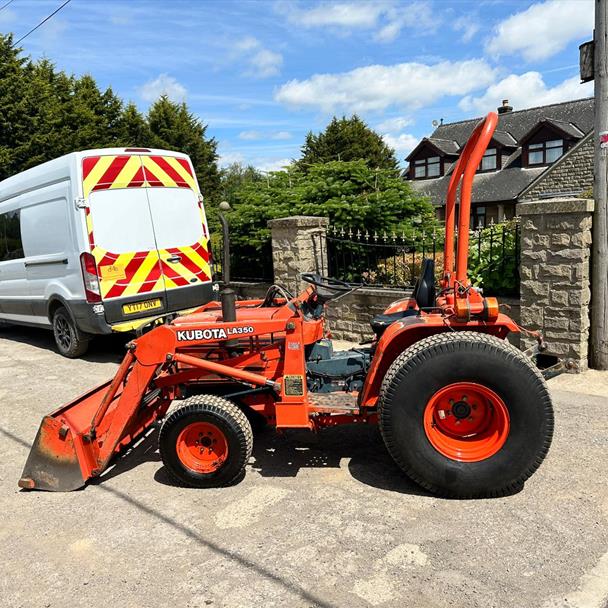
[166,255,181,264]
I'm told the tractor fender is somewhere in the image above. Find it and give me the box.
[359,313,518,408]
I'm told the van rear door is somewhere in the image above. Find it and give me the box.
[82,153,211,325]
[83,155,166,324]
[145,186,211,312]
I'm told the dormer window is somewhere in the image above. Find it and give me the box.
[527,139,564,165]
[520,119,582,168]
[413,156,441,178]
[478,148,498,172]
[406,138,458,180]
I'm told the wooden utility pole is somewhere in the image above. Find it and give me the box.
[591,0,608,369]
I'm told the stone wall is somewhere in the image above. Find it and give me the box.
[267,216,328,295]
[326,287,412,343]
[520,134,593,201]
[231,281,272,300]
[517,198,594,372]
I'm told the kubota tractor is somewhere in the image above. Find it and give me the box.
[19,112,555,498]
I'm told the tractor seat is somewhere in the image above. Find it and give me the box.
[370,309,419,337]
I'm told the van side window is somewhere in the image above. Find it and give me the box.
[0,210,24,261]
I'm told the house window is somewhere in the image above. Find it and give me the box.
[472,206,486,229]
[478,148,497,172]
[413,156,441,179]
[527,139,564,166]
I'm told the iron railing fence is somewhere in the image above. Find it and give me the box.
[316,218,520,296]
[211,238,274,283]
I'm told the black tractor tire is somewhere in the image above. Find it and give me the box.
[52,306,90,358]
[378,331,554,498]
[159,395,253,488]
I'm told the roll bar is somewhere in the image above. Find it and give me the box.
[442,112,498,288]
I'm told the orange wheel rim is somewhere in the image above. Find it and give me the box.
[176,422,228,473]
[423,382,510,462]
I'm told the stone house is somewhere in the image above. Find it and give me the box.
[406,98,594,227]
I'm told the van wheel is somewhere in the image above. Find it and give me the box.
[52,306,90,358]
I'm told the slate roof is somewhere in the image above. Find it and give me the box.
[492,130,518,148]
[428,137,460,154]
[408,97,594,206]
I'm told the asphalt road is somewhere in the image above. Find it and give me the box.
[1,325,607,608]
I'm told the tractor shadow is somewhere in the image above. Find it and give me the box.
[144,422,431,497]
[249,424,432,497]
[90,422,523,499]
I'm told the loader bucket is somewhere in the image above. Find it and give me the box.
[19,345,165,491]
[18,379,119,492]
[19,416,86,492]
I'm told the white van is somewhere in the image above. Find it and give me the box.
[0,148,214,357]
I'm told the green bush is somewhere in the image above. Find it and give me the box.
[467,221,519,296]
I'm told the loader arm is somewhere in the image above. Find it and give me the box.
[19,302,316,491]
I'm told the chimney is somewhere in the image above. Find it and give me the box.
[497,99,513,114]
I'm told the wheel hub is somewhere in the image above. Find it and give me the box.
[451,400,471,419]
[423,382,510,462]
[176,422,228,473]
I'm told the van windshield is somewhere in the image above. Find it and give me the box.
[88,188,157,253]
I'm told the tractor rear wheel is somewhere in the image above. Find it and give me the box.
[378,332,553,498]
[159,395,253,488]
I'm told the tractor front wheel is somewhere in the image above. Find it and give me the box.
[159,395,253,488]
[378,332,554,498]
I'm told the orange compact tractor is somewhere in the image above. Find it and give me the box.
[20,113,555,498]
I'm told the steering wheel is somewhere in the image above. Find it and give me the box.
[300,273,352,293]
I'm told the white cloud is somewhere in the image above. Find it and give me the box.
[453,15,479,43]
[249,48,283,78]
[232,37,283,78]
[485,0,593,62]
[238,130,292,141]
[287,1,386,28]
[238,130,262,140]
[382,132,419,155]
[276,0,437,41]
[275,59,497,113]
[374,2,436,42]
[218,151,245,168]
[271,131,292,140]
[375,116,413,132]
[139,74,187,103]
[255,158,292,172]
[459,72,593,114]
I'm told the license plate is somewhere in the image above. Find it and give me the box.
[122,298,162,315]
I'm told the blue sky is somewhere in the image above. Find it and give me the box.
[0,0,594,170]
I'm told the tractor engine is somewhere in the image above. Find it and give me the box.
[305,339,371,394]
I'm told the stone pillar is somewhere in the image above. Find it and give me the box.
[516,198,594,372]
[267,216,329,295]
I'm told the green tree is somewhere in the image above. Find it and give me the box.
[225,161,435,273]
[116,102,152,147]
[0,35,220,198]
[219,162,263,203]
[147,96,219,201]
[297,115,398,171]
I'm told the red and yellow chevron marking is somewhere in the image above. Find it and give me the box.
[82,154,198,197]
[82,154,209,302]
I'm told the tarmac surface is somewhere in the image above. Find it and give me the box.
[1,325,607,608]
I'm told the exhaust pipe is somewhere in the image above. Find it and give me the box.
[218,201,237,327]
